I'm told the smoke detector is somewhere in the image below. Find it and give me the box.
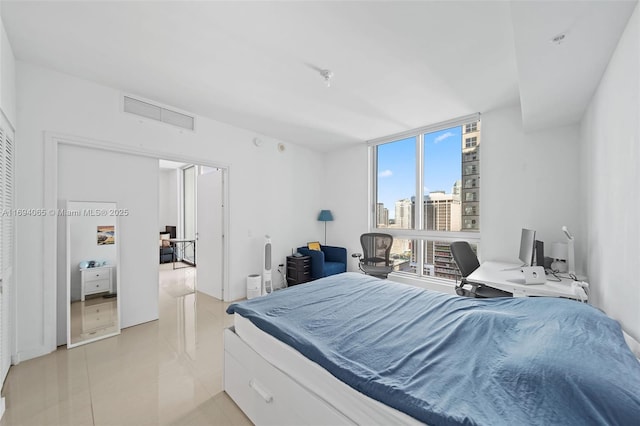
[319,69,334,87]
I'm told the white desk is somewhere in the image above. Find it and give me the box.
[468,261,587,301]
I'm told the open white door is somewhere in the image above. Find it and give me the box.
[196,168,223,299]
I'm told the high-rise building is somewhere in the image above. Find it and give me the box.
[376,202,389,227]
[462,121,480,231]
[420,191,462,280]
[424,191,461,232]
[394,198,412,229]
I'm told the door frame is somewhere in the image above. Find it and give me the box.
[43,132,230,354]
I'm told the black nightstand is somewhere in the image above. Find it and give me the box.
[286,255,311,286]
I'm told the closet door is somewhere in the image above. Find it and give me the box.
[0,121,15,383]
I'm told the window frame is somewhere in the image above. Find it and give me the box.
[368,113,481,280]
[465,136,477,148]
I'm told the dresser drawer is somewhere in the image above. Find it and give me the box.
[83,269,110,282]
[286,266,311,276]
[287,271,311,286]
[287,264,310,273]
[84,279,110,294]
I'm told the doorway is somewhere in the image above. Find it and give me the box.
[45,134,230,355]
[158,161,225,300]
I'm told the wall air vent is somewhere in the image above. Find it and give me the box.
[123,96,195,131]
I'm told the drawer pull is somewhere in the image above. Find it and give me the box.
[249,379,273,403]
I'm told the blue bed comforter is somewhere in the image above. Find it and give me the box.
[227,272,640,425]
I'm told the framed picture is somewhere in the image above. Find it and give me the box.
[97,225,115,245]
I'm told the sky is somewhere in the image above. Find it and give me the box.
[377,126,462,219]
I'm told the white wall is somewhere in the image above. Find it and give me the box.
[481,106,583,266]
[323,143,369,272]
[581,4,639,340]
[0,18,15,127]
[16,62,326,361]
[158,168,178,231]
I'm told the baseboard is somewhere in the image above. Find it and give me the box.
[13,345,55,364]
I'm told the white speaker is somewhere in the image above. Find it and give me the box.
[263,235,273,295]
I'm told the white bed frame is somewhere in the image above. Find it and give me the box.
[225,313,640,425]
[224,313,422,425]
[224,327,353,425]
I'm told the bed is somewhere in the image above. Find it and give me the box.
[224,272,640,425]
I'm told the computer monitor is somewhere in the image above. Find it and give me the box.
[518,228,536,266]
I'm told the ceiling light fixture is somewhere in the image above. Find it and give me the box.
[320,69,333,87]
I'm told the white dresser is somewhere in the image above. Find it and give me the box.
[80,265,113,301]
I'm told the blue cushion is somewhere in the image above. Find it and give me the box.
[323,261,346,277]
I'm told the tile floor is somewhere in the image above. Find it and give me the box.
[0,263,252,425]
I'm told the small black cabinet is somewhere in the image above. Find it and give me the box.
[286,255,311,286]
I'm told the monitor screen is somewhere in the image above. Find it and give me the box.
[519,228,536,266]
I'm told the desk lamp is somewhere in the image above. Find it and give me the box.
[562,226,576,276]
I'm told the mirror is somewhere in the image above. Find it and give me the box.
[66,200,121,348]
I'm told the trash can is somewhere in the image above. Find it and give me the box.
[247,274,261,299]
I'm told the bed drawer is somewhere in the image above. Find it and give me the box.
[224,327,353,426]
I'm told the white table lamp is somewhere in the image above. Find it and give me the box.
[562,226,576,276]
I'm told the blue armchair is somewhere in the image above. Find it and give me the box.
[297,245,347,280]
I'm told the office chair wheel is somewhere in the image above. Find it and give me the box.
[455,285,465,296]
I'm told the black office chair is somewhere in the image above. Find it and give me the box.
[450,241,510,298]
[353,233,394,278]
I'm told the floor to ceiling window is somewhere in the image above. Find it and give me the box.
[371,113,481,280]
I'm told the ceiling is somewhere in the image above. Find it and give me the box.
[2,1,636,151]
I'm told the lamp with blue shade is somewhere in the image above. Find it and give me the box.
[317,210,334,245]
